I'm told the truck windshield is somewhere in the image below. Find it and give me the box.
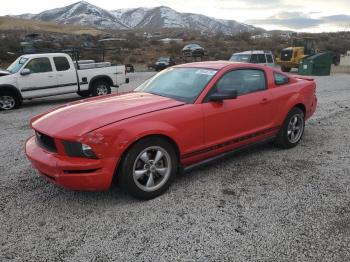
[134,68,217,103]
[7,57,29,74]
[230,54,251,62]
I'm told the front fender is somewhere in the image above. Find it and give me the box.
[85,120,180,159]
[114,121,180,156]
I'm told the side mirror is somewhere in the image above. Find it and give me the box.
[20,68,31,76]
[209,90,238,102]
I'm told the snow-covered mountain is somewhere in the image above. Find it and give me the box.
[15,1,259,34]
[25,1,129,29]
[111,6,256,35]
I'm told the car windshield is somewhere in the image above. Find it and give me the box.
[7,57,29,74]
[230,54,251,62]
[134,67,217,103]
[186,44,200,49]
[158,57,169,62]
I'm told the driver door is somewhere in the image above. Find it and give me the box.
[17,57,58,99]
[202,69,274,155]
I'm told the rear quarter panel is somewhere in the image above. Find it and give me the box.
[268,75,316,125]
[78,65,126,86]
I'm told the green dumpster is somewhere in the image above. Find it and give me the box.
[298,52,332,76]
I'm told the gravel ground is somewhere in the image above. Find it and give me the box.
[0,72,350,262]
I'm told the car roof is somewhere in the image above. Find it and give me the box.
[233,50,272,55]
[174,61,268,70]
[185,43,201,47]
[21,53,70,59]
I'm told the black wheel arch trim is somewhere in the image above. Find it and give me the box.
[0,84,23,101]
[89,75,114,91]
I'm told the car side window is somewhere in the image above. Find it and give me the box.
[250,54,258,63]
[274,72,289,85]
[266,54,273,63]
[257,54,267,63]
[53,57,70,71]
[214,69,266,96]
[25,58,52,73]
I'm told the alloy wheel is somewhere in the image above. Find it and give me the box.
[287,114,304,143]
[132,146,172,192]
[0,96,15,110]
[96,84,108,95]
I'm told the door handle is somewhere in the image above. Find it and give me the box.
[48,75,54,78]
[261,98,270,104]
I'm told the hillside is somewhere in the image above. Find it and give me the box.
[0,16,104,35]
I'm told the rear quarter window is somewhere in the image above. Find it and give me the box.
[274,72,289,85]
[53,57,70,71]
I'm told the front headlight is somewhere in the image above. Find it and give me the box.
[62,141,98,159]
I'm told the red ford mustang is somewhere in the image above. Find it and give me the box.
[25,61,317,199]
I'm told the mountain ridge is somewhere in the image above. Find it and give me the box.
[13,1,260,35]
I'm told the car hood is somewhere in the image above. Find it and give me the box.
[31,92,185,138]
[0,70,10,76]
[0,73,15,84]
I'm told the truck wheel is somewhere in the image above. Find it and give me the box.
[0,91,21,111]
[281,66,291,72]
[91,80,111,96]
[119,137,178,200]
[77,90,91,98]
[274,108,305,149]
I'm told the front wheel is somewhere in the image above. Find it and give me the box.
[275,108,305,149]
[91,80,111,96]
[0,91,21,111]
[119,137,178,200]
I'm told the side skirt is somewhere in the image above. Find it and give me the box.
[180,137,276,174]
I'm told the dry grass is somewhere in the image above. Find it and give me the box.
[0,17,105,36]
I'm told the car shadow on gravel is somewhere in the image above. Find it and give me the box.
[175,142,277,184]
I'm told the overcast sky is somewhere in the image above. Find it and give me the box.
[2,0,350,32]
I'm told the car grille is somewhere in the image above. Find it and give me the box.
[35,132,57,153]
[281,50,293,61]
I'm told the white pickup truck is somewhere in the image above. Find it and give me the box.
[0,53,129,110]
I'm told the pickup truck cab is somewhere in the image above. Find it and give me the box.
[0,53,128,110]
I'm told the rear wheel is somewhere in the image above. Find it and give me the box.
[119,137,178,200]
[91,80,111,96]
[0,91,21,111]
[275,108,305,148]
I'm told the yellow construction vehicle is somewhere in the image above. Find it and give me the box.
[277,37,317,72]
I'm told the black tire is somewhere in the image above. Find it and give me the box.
[275,108,305,149]
[281,66,291,72]
[119,137,178,200]
[91,80,111,96]
[0,90,21,111]
[77,90,91,98]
